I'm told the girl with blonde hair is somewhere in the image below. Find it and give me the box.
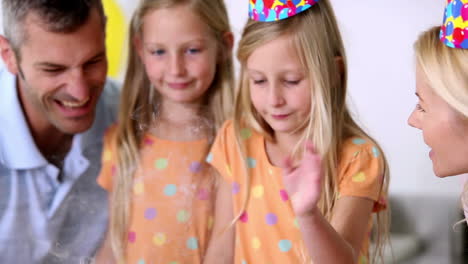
[206,0,390,263]
[408,1,468,221]
[95,0,234,263]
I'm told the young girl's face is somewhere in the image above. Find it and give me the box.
[408,65,468,177]
[246,35,311,138]
[136,5,219,105]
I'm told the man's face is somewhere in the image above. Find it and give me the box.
[3,8,107,135]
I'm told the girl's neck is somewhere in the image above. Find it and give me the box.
[275,132,301,150]
[149,99,211,141]
[265,131,302,167]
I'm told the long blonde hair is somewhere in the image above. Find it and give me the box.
[109,0,234,262]
[234,0,390,262]
[414,26,468,223]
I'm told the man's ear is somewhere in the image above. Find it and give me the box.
[0,35,19,75]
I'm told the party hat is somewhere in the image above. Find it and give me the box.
[249,0,320,22]
[440,0,468,49]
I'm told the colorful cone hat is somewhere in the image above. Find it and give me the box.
[440,0,468,49]
[249,0,320,22]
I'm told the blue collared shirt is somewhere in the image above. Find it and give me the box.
[0,68,119,264]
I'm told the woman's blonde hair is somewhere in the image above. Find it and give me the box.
[414,26,468,224]
[109,0,234,262]
[414,26,468,118]
[234,0,390,262]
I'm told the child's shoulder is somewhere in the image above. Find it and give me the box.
[220,119,234,131]
[340,136,381,162]
[103,123,119,148]
[214,120,235,141]
[218,119,261,140]
[104,123,119,138]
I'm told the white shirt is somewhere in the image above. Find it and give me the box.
[0,68,119,264]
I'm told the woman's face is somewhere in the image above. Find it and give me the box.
[408,64,468,177]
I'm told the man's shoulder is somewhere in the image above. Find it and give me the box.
[96,78,121,122]
[101,78,121,104]
[77,78,121,149]
[103,78,121,95]
[0,67,15,93]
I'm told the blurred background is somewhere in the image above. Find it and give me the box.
[1,0,467,263]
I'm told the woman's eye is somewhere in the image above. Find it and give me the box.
[416,103,425,112]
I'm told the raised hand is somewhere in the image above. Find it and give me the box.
[282,141,323,217]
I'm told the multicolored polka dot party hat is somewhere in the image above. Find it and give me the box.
[249,0,320,22]
[440,0,468,49]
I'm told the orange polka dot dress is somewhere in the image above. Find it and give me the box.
[98,126,215,264]
[208,120,387,264]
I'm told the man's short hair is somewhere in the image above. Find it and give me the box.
[2,0,105,54]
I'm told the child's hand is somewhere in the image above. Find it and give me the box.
[282,141,323,217]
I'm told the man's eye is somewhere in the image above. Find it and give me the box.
[43,68,63,73]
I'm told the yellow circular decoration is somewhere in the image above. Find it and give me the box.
[103,150,112,162]
[133,181,144,195]
[352,172,366,183]
[208,216,214,230]
[103,0,127,78]
[252,185,264,198]
[252,237,261,250]
[153,233,167,246]
[226,165,232,176]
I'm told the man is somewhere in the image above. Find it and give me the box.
[0,1,119,263]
